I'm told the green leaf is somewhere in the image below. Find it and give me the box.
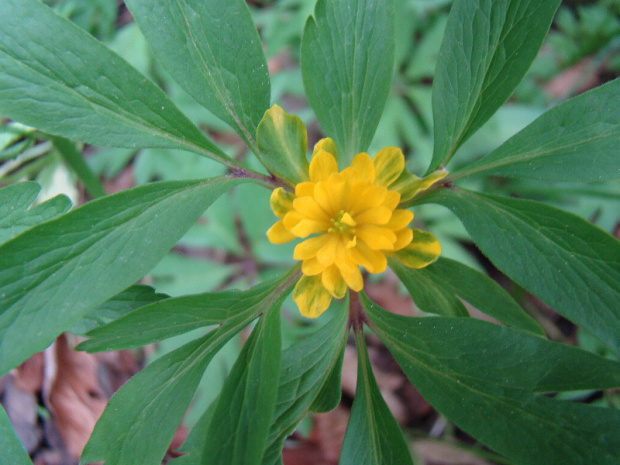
[123,0,270,152]
[340,329,414,465]
[309,345,345,413]
[69,285,167,335]
[82,329,237,465]
[0,0,231,166]
[0,181,71,245]
[429,0,561,172]
[78,272,300,352]
[256,105,310,185]
[0,405,33,465]
[262,303,349,465]
[200,307,282,465]
[428,188,620,354]
[454,78,620,182]
[364,298,620,465]
[0,177,241,376]
[390,257,544,335]
[301,0,395,164]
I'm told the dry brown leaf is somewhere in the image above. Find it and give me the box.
[44,334,107,459]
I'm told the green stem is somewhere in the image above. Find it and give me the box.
[51,136,106,198]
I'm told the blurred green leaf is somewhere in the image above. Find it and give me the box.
[257,105,309,185]
[0,177,242,376]
[429,0,561,172]
[69,285,167,335]
[78,273,299,352]
[455,78,620,182]
[124,0,270,151]
[201,307,282,465]
[82,329,240,465]
[0,405,33,465]
[340,329,414,465]
[391,257,544,335]
[0,0,231,166]
[428,188,620,354]
[301,0,395,163]
[0,181,71,245]
[262,302,348,465]
[364,296,620,465]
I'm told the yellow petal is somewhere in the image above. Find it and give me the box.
[290,219,329,237]
[382,190,400,210]
[348,184,387,215]
[356,225,397,250]
[295,181,315,197]
[392,227,414,251]
[294,235,330,260]
[348,241,387,273]
[392,229,441,268]
[321,265,348,298]
[266,220,296,244]
[350,152,375,183]
[293,275,333,318]
[283,210,303,232]
[386,209,414,230]
[302,257,326,275]
[354,205,392,225]
[269,187,294,218]
[373,147,405,188]
[316,234,340,266]
[309,150,338,182]
[336,261,363,291]
[312,137,338,158]
[293,196,330,222]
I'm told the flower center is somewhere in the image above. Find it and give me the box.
[328,210,356,234]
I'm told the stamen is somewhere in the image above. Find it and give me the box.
[328,210,357,234]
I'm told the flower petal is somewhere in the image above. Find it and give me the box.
[348,241,387,273]
[294,235,330,260]
[290,219,329,237]
[392,227,413,251]
[350,152,375,183]
[309,150,338,182]
[356,225,397,250]
[293,196,330,222]
[391,228,441,268]
[386,209,414,230]
[321,265,348,298]
[373,147,405,188]
[316,234,340,266]
[302,257,326,275]
[293,275,333,318]
[266,220,296,244]
[336,261,363,291]
[270,187,294,218]
[354,205,392,225]
[312,137,338,158]
[295,182,315,197]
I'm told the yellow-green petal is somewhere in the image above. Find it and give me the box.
[269,187,294,218]
[293,275,333,318]
[392,228,441,268]
[392,168,448,202]
[322,265,348,298]
[373,147,405,188]
[312,137,338,159]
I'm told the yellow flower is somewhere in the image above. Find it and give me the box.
[267,138,441,318]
